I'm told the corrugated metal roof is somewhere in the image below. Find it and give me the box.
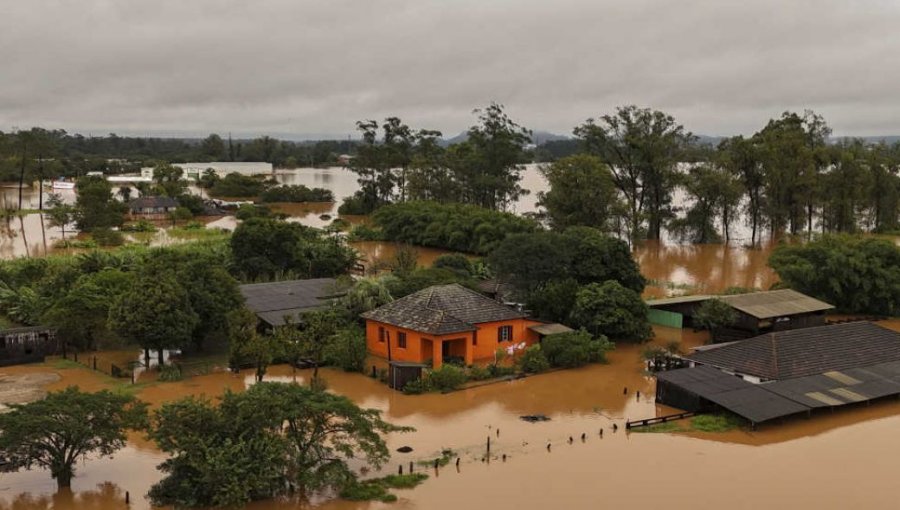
[718,289,833,319]
[239,278,346,326]
[528,323,574,336]
[645,295,713,307]
[686,322,900,380]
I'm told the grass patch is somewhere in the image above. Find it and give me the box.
[339,473,428,502]
[690,414,743,432]
[48,358,83,370]
[167,226,231,240]
[631,421,685,433]
[417,448,455,467]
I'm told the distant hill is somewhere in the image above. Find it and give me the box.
[441,130,570,147]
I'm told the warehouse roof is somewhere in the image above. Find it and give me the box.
[718,289,833,319]
[645,294,713,307]
[656,366,809,423]
[686,322,900,380]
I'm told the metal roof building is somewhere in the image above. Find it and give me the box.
[239,278,347,327]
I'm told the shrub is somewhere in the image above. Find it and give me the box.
[324,328,367,373]
[489,364,516,377]
[337,192,372,215]
[401,378,432,395]
[432,253,474,276]
[467,364,492,381]
[91,228,125,247]
[259,185,334,203]
[427,364,467,391]
[517,345,550,374]
[346,224,385,241]
[339,473,428,502]
[541,330,614,368]
[693,298,738,334]
[209,172,269,197]
[570,280,652,342]
[121,220,158,233]
[158,364,183,382]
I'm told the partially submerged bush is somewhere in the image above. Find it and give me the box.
[339,473,428,502]
[541,330,614,368]
[427,364,467,392]
[517,345,550,374]
[91,227,125,247]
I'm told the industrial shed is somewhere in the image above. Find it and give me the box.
[646,289,833,338]
[657,322,900,427]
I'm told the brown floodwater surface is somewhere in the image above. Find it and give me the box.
[5,324,900,509]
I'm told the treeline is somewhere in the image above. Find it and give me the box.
[338,104,900,245]
[0,128,357,183]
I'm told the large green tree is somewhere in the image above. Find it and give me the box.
[575,106,692,242]
[537,154,620,231]
[570,280,651,342]
[148,382,410,508]
[0,387,147,489]
[74,175,126,231]
[109,272,199,366]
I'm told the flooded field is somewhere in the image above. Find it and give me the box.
[3,324,900,509]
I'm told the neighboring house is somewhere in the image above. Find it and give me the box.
[127,196,179,218]
[0,326,58,367]
[362,283,559,368]
[656,322,900,428]
[238,278,348,329]
[646,289,834,338]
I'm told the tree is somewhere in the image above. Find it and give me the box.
[324,327,367,372]
[200,134,226,159]
[455,103,531,210]
[338,278,394,320]
[718,136,766,245]
[74,175,126,231]
[575,106,693,242]
[43,269,133,351]
[148,382,410,508]
[670,163,743,243]
[537,154,620,231]
[517,345,550,374]
[768,235,900,315]
[152,164,189,198]
[296,308,341,380]
[540,329,614,368]
[570,280,652,342]
[693,299,738,342]
[109,272,199,366]
[228,307,279,382]
[0,387,147,489]
[44,194,75,240]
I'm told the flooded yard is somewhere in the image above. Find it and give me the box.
[3,324,900,509]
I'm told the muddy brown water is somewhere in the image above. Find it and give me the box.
[4,325,900,509]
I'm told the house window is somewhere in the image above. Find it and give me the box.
[398,332,407,349]
[378,327,386,343]
[498,325,513,342]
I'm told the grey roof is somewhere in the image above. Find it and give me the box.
[687,322,900,380]
[645,294,713,307]
[657,366,809,423]
[239,278,346,326]
[764,361,900,408]
[718,289,833,319]
[128,196,179,210]
[528,323,574,336]
[361,283,526,335]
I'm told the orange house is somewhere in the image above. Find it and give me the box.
[362,283,552,368]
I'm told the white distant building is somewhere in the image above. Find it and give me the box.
[141,162,274,181]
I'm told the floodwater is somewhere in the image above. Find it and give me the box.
[5,324,900,509]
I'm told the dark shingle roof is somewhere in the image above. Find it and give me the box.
[686,322,900,380]
[361,283,526,335]
[239,278,346,326]
[128,196,179,210]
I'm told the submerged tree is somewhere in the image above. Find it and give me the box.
[0,387,147,489]
[148,382,411,508]
[537,154,620,231]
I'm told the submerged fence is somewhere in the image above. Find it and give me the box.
[62,351,135,381]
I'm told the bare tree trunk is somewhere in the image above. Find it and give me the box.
[18,140,26,211]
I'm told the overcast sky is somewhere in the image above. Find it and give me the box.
[2,0,899,139]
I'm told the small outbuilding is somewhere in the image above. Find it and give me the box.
[239,278,348,329]
[127,196,179,219]
[0,326,58,367]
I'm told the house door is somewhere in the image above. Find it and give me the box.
[442,341,451,358]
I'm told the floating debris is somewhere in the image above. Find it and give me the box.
[520,414,551,423]
[396,446,414,453]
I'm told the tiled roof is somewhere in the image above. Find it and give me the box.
[128,196,179,209]
[686,322,900,380]
[361,283,526,335]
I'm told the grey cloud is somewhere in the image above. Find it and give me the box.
[2,0,899,138]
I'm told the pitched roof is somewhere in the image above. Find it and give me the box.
[239,278,346,326]
[528,323,574,336]
[718,289,833,319]
[686,322,900,380]
[645,294,713,307]
[361,283,526,335]
[128,196,179,210]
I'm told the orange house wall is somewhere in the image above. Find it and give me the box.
[365,318,544,367]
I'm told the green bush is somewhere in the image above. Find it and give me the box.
[121,220,158,233]
[259,185,334,203]
[489,364,516,377]
[517,345,550,374]
[401,378,432,394]
[432,253,474,276]
[346,224,385,241]
[324,328,367,372]
[467,364,492,381]
[209,172,269,197]
[427,364,467,391]
[570,280,652,342]
[158,364,183,382]
[371,201,539,255]
[339,473,428,502]
[541,330,614,368]
[91,228,125,247]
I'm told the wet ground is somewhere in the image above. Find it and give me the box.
[4,324,900,509]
